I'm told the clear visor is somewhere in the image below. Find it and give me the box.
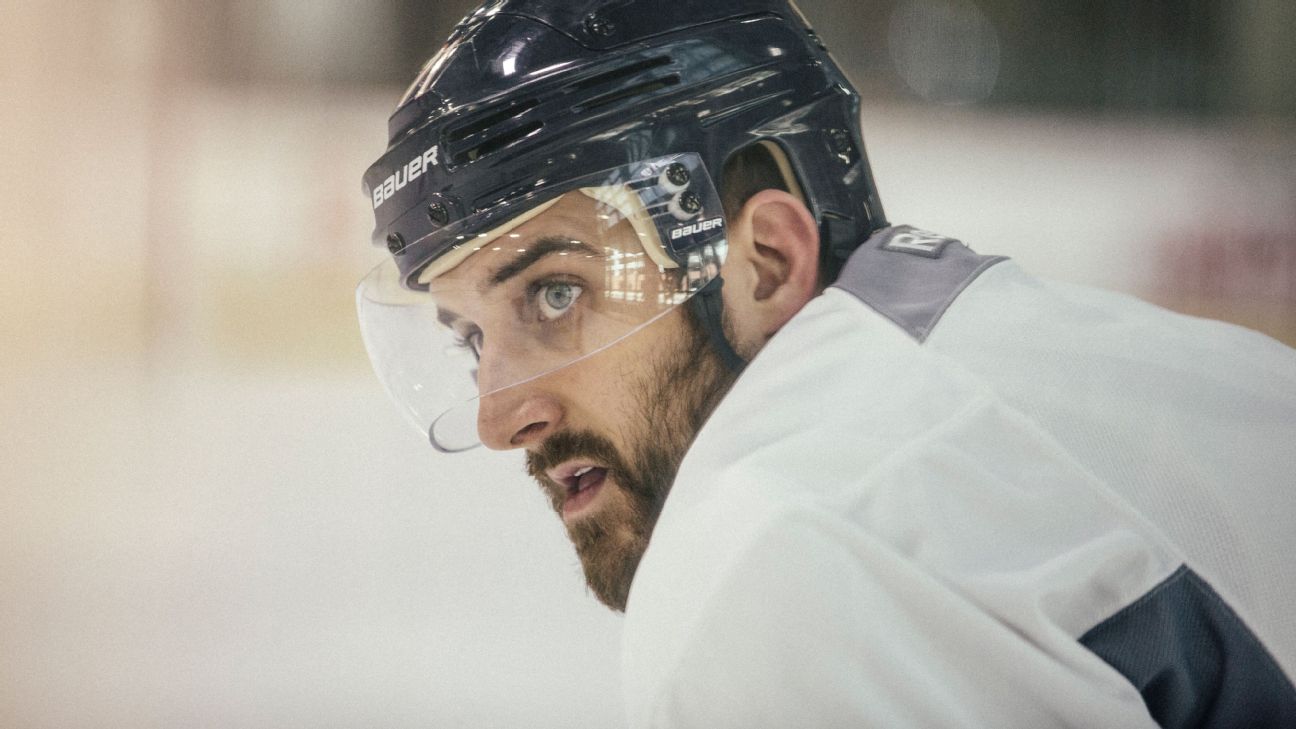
[356,154,728,451]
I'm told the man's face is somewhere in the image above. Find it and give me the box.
[432,192,736,610]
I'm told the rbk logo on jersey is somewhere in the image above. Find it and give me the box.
[372,145,440,210]
[884,228,956,258]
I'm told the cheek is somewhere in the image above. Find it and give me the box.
[540,308,692,428]
[543,335,661,428]
[557,365,637,425]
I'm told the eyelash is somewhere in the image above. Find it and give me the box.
[453,327,483,359]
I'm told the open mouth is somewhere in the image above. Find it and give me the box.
[549,463,610,518]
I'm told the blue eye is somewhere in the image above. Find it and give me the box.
[537,282,582,320]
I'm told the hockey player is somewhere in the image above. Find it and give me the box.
[355,1,1296,725]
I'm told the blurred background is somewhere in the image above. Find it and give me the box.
[2,1,1293,727]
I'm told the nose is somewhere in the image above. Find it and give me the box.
[476,382,563,450]
[473,346,560,451]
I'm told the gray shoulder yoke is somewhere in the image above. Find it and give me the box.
[831,225,1007,342]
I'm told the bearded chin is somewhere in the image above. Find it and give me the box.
[566,490,655,612]
[529,308,737,612]
[570,377,731,607]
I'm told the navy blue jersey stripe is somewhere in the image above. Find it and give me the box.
[1080,565,1296,728]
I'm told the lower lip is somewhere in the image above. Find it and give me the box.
[562,473,607,519]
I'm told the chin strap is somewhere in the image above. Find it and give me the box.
[688,275,747,374]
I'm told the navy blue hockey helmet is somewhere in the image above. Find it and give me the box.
[357,0,887,450]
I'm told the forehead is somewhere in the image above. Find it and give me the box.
[434,190,639,287]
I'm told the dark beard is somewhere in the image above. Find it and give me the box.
[525,310,736,611]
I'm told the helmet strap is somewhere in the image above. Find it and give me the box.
[819,212,861,284]
[688,275,748,374]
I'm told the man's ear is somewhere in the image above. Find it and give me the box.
[721,189,820,351]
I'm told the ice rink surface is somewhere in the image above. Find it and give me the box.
[1,359,627,728]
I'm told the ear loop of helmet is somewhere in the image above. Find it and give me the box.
[688,274,747,374]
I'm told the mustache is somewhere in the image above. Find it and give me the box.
[525,430,632,515]
[525,430,626,481]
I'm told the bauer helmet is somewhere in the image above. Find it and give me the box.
[357,0,887,451]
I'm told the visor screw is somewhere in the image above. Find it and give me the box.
[584,13,616,38]
[665,163,690,188]
[677,191,702,215]
[427,203,450,227]
[386,232,407,255]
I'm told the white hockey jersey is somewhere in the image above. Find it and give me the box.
[621,226,1296,728]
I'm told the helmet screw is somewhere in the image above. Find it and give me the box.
[427,203,450,226]
[830,128,852,154]
[677,191,702,215]
[665,163,690,188]
[386,232,406,255]
[584,14,616,38]
[659,162,691,193]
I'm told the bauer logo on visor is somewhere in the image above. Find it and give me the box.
[671,217,724,241]
[356,153,728,452]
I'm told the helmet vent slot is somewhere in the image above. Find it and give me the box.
[448,99,540,144]
[453,121,544,164]
[566,56,673,92]
[576,75,681,113]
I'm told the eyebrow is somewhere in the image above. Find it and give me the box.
[488,236,604,287]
